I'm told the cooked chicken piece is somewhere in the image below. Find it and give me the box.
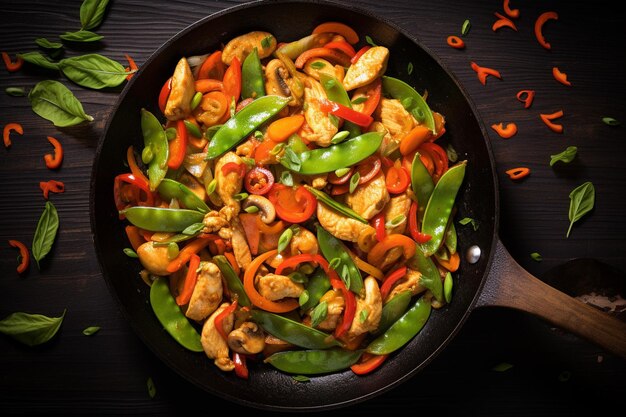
[201,302,235,372]
[383,192,412,235]
[311,289,345,332]
[255,273,304,301]
[164,57,196,121]
[303,58,345,83]
[136,241,171,276]
[310,174,328,190]
[289,227,319,256]
[214,152,244,221]
[222,31,277,66]
[203,210,230,233]
[228,321,265,355]
[385,268,426,303]
[300,77,338,147]
[347,276,382,337]
[317,201,377,248]
[342,46,389,91]
[368,121,396,156]
[345,171,389,220]
[230,215,252,269]
[235,139,257,158]
[375,98,417,151]
[185,261,223,321]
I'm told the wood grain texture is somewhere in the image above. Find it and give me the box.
[1,0,625,415]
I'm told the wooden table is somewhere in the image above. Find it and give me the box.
[1,0,625,415]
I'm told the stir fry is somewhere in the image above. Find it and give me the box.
[114,22,466,378]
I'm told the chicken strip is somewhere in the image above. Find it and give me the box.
[256,273,304,301]
[185,261,223,322]
[164,57,196,121]
[230,215,252,270]
[316,201,377,248]
[345,171,389,220]
[383,192,412,235]
[375,98,417,152]
[201,302,235,372]
[310,289,344,332]
[342,46,389,91]
[385,268,426,303]
[214,152,244,221]
[347,276,382,337]
[300,77,338,147]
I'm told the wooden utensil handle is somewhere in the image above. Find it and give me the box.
[476,238,626,359]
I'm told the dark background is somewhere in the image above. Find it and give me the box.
[1,0,625,415]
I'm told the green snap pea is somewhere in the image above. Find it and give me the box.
[382,76,436,133]
[316,225,363,293]
[411,152,435,218]
[304,185,368,224]
[157,178,209,213]
[212,255,250,307]
[444,221,457,255]
[419,161,466,256]
[408,247,443,302]
[121,206,205,232]
[241,47,266,100]
[190,91,203,111]
[153,232,197,247]
[444,271,453,304]
[250,310,340,349]
[366,296,431,355]
[319,73,361,138]
[299,267,331,311]
[264,347,362,375]
[149,276,203,352]
[141,108,169,191]
[205,95,290,160]
[374,290,412,336]
[283,132,383,175]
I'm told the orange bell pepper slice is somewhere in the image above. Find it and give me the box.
[446,35,465,49]
[44,136,63,169]
[8,239,30,274]
[540,110,564,133]
[367,234,416,268]
[3,122,23,148]
[491,122,518,139]
[312,22,359,44]
[534,11,558,50]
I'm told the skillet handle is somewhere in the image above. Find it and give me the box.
[476,238,626,359]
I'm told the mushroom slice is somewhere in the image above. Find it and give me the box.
[227,321,265,355]
[264,59,300,106]
[241,195,276,224]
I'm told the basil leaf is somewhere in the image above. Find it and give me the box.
[35,38,63,50]
[18,51,60,70]
[60,54,128,89]
[0,309,66,346]
[32,201,60,268]
[60,30,103,42]
[82,326,100,336]
[550,146,577,166]
[567,181,595,238]
[80,0,110,30]
[459,217,478,231]
[29,80,93,127]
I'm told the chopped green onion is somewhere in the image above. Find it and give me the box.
[331,130,350,144]
[123,248,138,258]
[444,271,453,303]
[206,178,217,195]
[232,192,249,201]
[278,227,294,253]
[190,91,202,110]
[385,214,406,229]
[602,117,620,126]
[461,19,471,36]
[530,252,542,262]
[349,172,360,193]
[334,167,351,178]
[244,205,259,213]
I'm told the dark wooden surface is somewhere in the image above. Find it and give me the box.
[1,0,625,415]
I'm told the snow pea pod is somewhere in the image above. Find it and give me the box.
[157,178,209,213]
[212,255,250,307]
[205,95,290,160]
[264,347,362,375]
[316,225,363,293]
[250,310,340,349]
[241,47,265,100]
[411,151,434,217]
[150,276,203,352]
[407,247,443,302]
[283,131,383,175]
[374,290,412,336]
[121,206,205,232]
[319,73,360,137]
[419,161,466,256]
[444,221,457,255]
[366,296,431,355]
[141,108,169,191]
[382,76,436,133]
[300,267,331,311]
[304,185,368,224]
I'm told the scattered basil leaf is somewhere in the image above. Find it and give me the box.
[182,222,204,236]
[147,377,156,398]
[310,301,328,327]
[0,309,66,346]
[602,117,620,126]
[310,61,326,69]
[365,35,378,47]
[80,0,110,31]
[18,51,60,70]
[60,54,128,89]
[459,217,478,231]
[123,248,138,258]
[261,35,273,49]
[282,147,302,171]
[566,181,595,238]
[60,30,103,42]
[5,87,26,97]
[492,362,513,372]
[530,252,542,262]
[351,96,367,105]
[349,172,360,193]
[298,290,310,306]
[82,326,100,336]
[444,271,453,303]
[32,201,60,269]
[446,143,458,163]
[277,228,294,253]
[244,205,259,214]
[359,309,369,323]
[28,80,94,127]
[407,62,414,75]
[558,371,571,382]
[280,170,294,186]
[461,19,471,36]
[35,38,63,50]
[292,375,310,382]
[549,146,577,166]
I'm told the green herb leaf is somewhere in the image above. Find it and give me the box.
[0,309,66,346]
[35,38,63,50]
[365,35,378,47]
[407,62,414,75]
[459,217,478,231]
[28,80,93,127]
[60,54,128,89]
[18,51,60,70]
[351,96,367,105]
[349,172,360,193]
[82,326,100,336]
[567,181,595,238]
[444,271,453,303]
[492,362,513,372]
[5,87,26,96]
[281,147,302,171]
[310,301,328,327]
[292,375,310,382]
[182,222,204,236]
[123,248,138,258]
[32,201,60,269]
[60,30,103,42]
[550,146,577,166]
[280,170,294,186]
[602,117,620,126]
[310,61,326,69]
[80,0,110,30]
[461,19,471,36]
[147,377,156,398]
[278,228,294,253]
[530,252,542,262]
[446,143,458,163]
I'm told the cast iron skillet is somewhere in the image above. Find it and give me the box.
[89,0,626,411]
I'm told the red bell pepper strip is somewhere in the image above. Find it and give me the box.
[197,50,225,81]
[44,136,63,169]
[323,40,356,58]
[214,299,238,341]
[503,0,520,18]
[3,122,23,148]
[446,36,465,50]
[223,56,242,104]
[312,22,360,44]
[175,253,201,306]
[158,77,172,114]
[540,110,564,133]
[370,211,386,242]
[492,12,518,32]
[2,52,23,72]
[505,167,530,180]
[552,67,572,86]
[124,54,138,80]
[356,156,382,184]
[318,99,373,127]
[534,11,558,50]
[233,352,249,379]
[408,201,432,244]
[358,78,382,117]
[350,353,388,375]
[167,120,188,170]
[39,180,65,200]
[8,239,29,274]
[379,266,407,301]
[166,235,218,273]
[516,90,535,109]
[350,46,370,64]
[470,62,502,85]
[113,173,154,216]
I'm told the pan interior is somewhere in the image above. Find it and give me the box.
[90,0,497,410]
